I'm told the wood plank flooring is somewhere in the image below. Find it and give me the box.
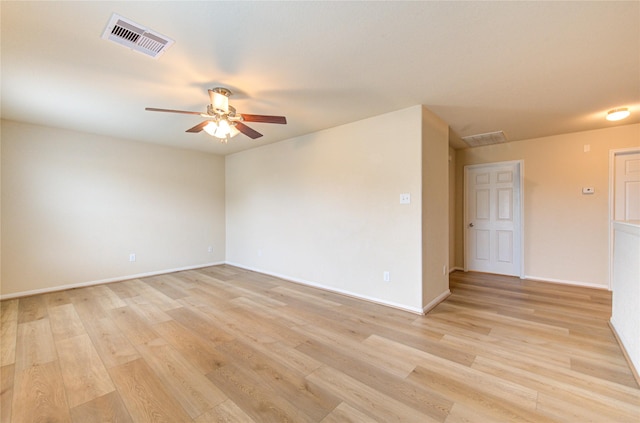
[1,266,638,422]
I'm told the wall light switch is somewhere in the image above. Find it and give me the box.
[400,193,411,204]
[582,187,595,195]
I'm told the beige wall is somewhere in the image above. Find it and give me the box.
[1,120,226,297]
[226,106,428,311]
[455,123,640,288]
[421,107,450,308]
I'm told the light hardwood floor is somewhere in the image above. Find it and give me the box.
[1,266,639,422]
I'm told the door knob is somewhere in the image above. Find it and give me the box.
[468,223,474,228]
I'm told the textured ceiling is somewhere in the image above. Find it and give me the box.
[2,1,638,155]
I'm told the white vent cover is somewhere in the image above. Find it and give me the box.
[461,131,508,147]
[101,13,174,59]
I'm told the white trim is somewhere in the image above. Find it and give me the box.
[422,289,451,314]
[524,274,609,291]
[608,147,640,290]
[609,320,640,387]
[226,261,426,315]
[0,261,225,300]
[463,160,525,278]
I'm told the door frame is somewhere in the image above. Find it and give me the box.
[463,160,525,278]
[608,147,640,290]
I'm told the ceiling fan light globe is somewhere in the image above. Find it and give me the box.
[218,119,231,134]
[203,121,218,136]
[203,119,232,139]
[213,128,226,138]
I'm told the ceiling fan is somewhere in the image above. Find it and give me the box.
[145,87,287,143]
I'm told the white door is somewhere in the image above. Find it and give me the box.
[614,152,640,221]
[465,161,523,277]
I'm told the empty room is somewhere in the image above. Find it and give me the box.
[1,1,639,422]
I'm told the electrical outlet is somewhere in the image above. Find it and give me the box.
[383,271,390,282]
[129,253,136,262]
[400,193,411,204]
[208,246,213,253]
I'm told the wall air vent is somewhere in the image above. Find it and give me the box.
[101,13,174,59]
[461,131,508,148]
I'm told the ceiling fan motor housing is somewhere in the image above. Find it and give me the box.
[210,87,232,114]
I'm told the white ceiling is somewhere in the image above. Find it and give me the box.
[2,1,638,155]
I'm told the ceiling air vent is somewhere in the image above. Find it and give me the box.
[461,131,508,148]
[101,13,174,59]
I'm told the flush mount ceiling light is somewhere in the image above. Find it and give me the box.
[145,87,287,143]
[606,108,630,121]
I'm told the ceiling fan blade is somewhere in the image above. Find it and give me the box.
[235,122,263,139]
[240,114,287,124]
[186,121,210,133]
[145,107,203,115]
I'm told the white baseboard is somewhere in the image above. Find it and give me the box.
[0,261,225,300]
[524,274,610,290]
[423,289,451,314]
[3,261,453,316]
[226,261,426,315]
[609,320,640,387]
